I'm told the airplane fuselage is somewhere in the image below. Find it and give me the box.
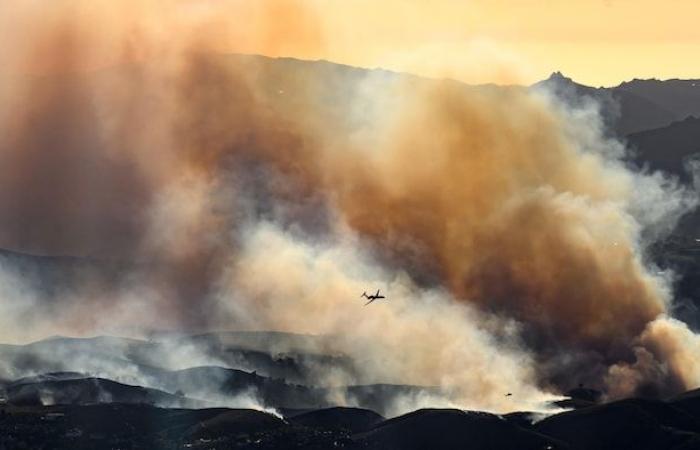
[362,290,386,305]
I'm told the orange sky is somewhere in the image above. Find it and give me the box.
[2,0,699,86]
[219,0,700,87]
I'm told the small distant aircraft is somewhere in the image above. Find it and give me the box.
[505,393,512,397]
[361,289,386,306]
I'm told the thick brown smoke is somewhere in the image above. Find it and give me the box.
[314,83,672,393]
[0,0,698,412]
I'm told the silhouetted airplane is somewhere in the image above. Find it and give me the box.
[362,289,386,305]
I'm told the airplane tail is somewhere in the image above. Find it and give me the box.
[361,291,368,298]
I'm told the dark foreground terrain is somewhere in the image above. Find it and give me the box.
[5,334,700,449]
[8,393,700,449]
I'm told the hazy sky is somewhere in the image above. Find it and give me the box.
[196,0,700,85]
[3,0,699,86]
[219,0,700,86]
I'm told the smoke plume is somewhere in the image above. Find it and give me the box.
[0,0,698,414]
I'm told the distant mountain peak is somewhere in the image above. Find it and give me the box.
[547,71,574,83]
[531,71,585,92]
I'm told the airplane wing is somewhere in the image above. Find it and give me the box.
[376,289,380,296]
[364,298,377,306]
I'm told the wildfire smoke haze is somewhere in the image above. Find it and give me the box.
[0,0,699,417]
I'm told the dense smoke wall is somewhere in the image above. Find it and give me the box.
[0,0,699,413]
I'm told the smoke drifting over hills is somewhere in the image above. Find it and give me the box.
[0,0,699,414]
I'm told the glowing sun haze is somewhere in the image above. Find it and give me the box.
[286,0,700,86]
[3,0,698,86]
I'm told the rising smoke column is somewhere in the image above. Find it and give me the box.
[215,74,700,400]
[309,81,691,396]
[0,0,698,411]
